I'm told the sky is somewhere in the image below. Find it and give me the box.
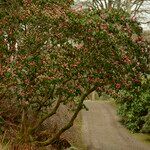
[138,1,150,30]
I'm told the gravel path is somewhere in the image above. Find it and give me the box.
[82,101,150,150]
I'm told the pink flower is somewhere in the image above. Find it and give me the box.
[0,29,3,35]
[76,44,83,50]
[101,24,108,30]
[72,64,77,67]
[115,83,121,89]
[131,16,136,21]
[121,16,125,21]
[123,55,131,64]
[0,64,3,76]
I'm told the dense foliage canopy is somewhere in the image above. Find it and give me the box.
[116,75,150,133]
[0,0,149,148]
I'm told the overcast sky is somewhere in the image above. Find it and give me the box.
[138,1,150,30]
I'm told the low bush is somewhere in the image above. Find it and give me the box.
[117,76,150,133]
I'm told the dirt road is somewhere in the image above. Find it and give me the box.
[82,101,150,150]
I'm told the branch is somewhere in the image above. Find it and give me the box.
[36,85,97,146]
[29,77,73,134]
[29,96,62,134]
[132,0,144,17]
[140,21,150,24]
[35,85,56,112]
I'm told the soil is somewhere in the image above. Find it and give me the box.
[82,100,150,150]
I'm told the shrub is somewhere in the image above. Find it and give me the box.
[117,76,150,133]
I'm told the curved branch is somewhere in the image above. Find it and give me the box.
[29,96,62,134]
[37,85,97,146]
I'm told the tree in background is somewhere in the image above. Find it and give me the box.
[91,0,145,13]
[76,0,150,29]
[0,0,149,148]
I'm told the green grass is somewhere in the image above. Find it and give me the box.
[71,113,86,150]
[0,142,10,150]
[103,97,150,147]
[133,133,150,146]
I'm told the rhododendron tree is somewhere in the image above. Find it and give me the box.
[0,0,149,148]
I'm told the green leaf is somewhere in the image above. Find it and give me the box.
[0,116,4,125]
[5,72,11,78]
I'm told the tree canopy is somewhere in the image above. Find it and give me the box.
[0,0,149,148]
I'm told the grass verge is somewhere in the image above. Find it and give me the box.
[133,133,150,146]
[107,98,150,147]
[69,112,86,150]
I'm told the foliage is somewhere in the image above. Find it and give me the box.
[0,0,149,148]
[116,76,150,133]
